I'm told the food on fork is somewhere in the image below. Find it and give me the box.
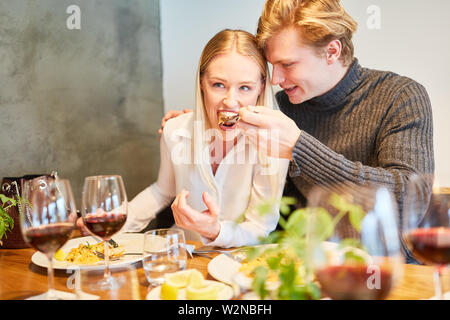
[63,241,124,264]
[218,111,240,127]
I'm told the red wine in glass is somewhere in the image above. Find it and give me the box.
[405,227,450,265]
[24,223,74,255]
[81,175,128,291]
[84,212,127,240]
[315,264,394,300]
[21,177,77,299]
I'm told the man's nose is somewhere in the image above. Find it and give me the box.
[271,65,285,86]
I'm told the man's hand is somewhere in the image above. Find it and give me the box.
[171,190,221,240]
[237,106,301,160]
[158,109,193,137]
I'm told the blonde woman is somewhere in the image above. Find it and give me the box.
[121,29,289,247]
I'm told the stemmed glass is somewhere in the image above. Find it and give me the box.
[306,183,404,300]
[21,176,77,299]
[402,173,450,299]
[81,175,128,290]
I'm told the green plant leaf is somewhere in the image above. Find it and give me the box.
[285,209,308,237]
[266,255,282,270]
[344,250,366,264]
[252,266,269,300]
[305,282,322,300]
[0,194,16,207]
[279,197,296,216]
[348,205,365,232]
[310,207,334,240]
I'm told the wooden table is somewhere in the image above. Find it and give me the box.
[0,241,448,300]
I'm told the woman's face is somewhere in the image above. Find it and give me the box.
[201,50,264,139]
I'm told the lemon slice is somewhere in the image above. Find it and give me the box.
[186,283,218,300]
[161,269,205,300]
[161,282,181,300]
[187,269,205,287]
[54,249,66,261]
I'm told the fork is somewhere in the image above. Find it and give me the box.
[93,251,141,261]
[192,248,244,262]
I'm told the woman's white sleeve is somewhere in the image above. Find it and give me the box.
[203,158,290,248]
[122,134,176,232]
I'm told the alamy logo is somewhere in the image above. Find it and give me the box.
[367,5,381,30]
[66,5,81,30]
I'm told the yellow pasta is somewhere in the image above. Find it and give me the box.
[64,242,124,265]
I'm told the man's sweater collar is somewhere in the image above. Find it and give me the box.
[305,58,362,112]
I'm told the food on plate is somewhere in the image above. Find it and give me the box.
[160,269,219,300]
[54,249,66,261]
[64,241,124,264]
[238,248,306,285]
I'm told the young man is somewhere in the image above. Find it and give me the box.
[237,0,434,211]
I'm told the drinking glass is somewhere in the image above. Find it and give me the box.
[81,175,128,290]
[306,183,404,300]
[21,176,77,299]
[142,228,187,286]
[402,173,450,299]
[77,264,141,300]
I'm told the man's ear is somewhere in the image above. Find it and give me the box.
[325,39,342,64]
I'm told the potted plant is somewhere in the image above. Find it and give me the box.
[0,194,18,246]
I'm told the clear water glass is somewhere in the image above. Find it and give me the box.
[142,228,187,286]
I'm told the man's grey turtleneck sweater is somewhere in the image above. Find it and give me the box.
[277,58,434,222]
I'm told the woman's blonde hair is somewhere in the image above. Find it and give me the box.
[192,29,276,195]
[256,0,358,66]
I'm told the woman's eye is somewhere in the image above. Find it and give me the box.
[240,85,253,91]
[282,62,294,68]
[212,83,224,88]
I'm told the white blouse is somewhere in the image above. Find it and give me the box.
[123,112,289,248]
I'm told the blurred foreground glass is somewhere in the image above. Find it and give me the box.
[306,184,404,300]
[403,173,450,299]
[78,264,141,300]
[81,175,128,290]
[142,228,187,286]
[21,177,77,299]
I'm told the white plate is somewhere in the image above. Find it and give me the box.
[207,242,339,287]
[146,280,233,300]
[31,233,144,270]
[207,253,241,285]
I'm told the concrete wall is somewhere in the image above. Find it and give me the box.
[0,0,163,204]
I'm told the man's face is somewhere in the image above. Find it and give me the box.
[265,27,331,104]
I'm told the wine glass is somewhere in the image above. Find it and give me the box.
[306,183,404,300]
[81,175,128,290]
[402,173,450,299]
[21,176,77,299]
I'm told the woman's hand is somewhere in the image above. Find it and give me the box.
[237,106,301,160]
[171,190,221,240]
[158,109,193,137]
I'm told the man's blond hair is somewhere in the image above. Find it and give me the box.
[256,0,358,66]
